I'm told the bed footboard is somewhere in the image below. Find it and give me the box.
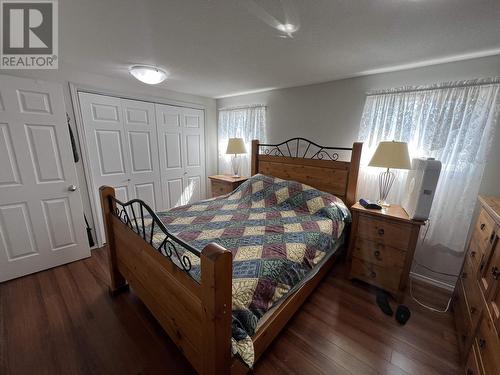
[100,186,233,375]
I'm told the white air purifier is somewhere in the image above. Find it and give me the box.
[401,158,441,221]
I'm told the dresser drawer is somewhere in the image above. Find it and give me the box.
[473,208,496,256]
[462,258,483,331]
[476,314,500,375]
[352,238,406,268]
[357,215,411,250]
[465,342,482,375]
[350,258,402,293]
[453,280,472,355]
[467,238,482,276]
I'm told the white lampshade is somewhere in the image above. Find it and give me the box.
[368,141,411,170]
[129,65,168,85]
[226,138,246,155]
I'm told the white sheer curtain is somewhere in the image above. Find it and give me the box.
[358,78,500,257]
[218,105,267,176]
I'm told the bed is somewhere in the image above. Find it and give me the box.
[99,138,362,375]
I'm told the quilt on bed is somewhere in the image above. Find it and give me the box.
[148,174,350,367]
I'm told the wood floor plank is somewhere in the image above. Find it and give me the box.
[0,248,460,375]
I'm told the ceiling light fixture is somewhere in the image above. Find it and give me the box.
[129,65,168,85]
[276,23,298,34]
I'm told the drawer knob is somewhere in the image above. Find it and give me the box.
[466,370,474,375]
[491,266,500,280]
[478,338,486,349]
[374,250,381,259]
[470,251,476,258]
[480,223,486,230]
[470,306,477,314]
[377,228,385,236]
[461,272,467,279]
[370,271,376,278]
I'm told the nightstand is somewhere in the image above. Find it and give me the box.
[346,203,425,301]
[208,175,248,198]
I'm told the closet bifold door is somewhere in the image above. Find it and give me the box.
[155,104,205,209]
[78,93,162,245]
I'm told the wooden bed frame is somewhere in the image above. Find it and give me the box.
[99,138,362,375]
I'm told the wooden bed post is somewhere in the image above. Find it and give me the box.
[345,142,363,207]
[251,139,259,176]
[99,186,128,294]
[200,243,232,375]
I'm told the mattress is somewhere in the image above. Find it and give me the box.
[145,174,351,367]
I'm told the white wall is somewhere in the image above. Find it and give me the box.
[217,54,500,287]
[3,68,217,244]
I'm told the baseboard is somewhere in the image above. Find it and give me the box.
[409,271,455,292]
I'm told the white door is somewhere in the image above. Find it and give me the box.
[156,104,205,208]
[78,93,162,245]
[0,75,90,282]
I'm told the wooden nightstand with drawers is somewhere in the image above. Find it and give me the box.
[208,175,248,198]
[346,203,425,301]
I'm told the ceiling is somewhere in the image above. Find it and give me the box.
[62,0,500,98]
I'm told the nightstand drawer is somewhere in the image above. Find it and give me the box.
[352,238,406,268]
[211,181,233,197]
[358,215,411,250]
[350,258,402,293]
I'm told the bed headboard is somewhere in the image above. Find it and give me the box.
[251,138,362,207]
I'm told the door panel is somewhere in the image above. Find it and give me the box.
[186,134,201,167]
[95,130,126,175]
[128,132,153,172]
[166,178,184,208]
[25,124,65,182]
[41,198,76,250]
[165,132,182,169]
[17,90,52,114]
[0,123,21,186]
[0,202,37,259]
[186,176,201,204]
[0,74,89,282]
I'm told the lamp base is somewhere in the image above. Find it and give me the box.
[231,154,241,177]
[377,200,391,208]
[378,168,396,205]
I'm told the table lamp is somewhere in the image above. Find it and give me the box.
[226,138,246,177]
[368,141,411,206]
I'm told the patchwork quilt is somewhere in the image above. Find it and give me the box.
[148,174,350,367]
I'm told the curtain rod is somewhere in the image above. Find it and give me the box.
[218,104,266,111]
[366,77,500,96]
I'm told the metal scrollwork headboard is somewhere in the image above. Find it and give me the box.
[258,137,352,161]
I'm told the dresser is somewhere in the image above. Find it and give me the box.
[453,196,500,375]
[346,203,425,301]
[208,175,248,198]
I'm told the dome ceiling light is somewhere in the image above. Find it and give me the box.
[129,65,168,85]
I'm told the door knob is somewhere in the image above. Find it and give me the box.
[68,184,77,192]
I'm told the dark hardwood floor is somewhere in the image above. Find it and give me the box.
[0,247,460,375]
